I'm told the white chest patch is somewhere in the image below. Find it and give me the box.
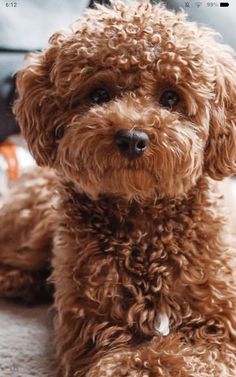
[155,311,170,336]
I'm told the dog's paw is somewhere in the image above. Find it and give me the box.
[86,351,147,377]
[86,348,185,377]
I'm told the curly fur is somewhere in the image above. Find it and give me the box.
[0,168,56,303]
[1,1,236,376]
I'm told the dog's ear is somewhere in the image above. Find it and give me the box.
[14,33,63,167]
[204,40,236,180]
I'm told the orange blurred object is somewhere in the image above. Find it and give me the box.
[0,140,19,181]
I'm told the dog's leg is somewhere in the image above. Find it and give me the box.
[0,167,57,303]
[86,335,192,377]
[54,308,236,377]
[0,264,52,303]
[53,315,210,377]
[86,335,236,377]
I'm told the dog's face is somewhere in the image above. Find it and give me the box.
[15,1,236,200]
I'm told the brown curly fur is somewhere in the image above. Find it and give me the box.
[0,168,56,303]
[1,1,236,375]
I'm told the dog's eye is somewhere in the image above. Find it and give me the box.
[54,125,65,140]
[159,90,180,109]
[89,88,110,105]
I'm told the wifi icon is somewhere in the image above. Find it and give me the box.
[195,1,202,7]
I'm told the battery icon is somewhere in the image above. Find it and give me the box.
[220,2,229,6]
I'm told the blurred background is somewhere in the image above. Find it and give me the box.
[0,0,235,190]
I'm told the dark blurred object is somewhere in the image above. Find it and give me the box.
[0,49,30,142]
[89,0,110,6]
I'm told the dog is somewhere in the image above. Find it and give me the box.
[0,1,236,376]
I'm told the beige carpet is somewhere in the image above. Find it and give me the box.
[0,301,54,377]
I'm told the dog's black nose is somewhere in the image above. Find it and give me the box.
[114,130,149,159]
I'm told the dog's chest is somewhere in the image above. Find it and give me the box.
[77,200,195,334]
[97,215,181,336]
[68,193,210,337]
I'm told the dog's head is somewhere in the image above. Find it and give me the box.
[14,1,236,200]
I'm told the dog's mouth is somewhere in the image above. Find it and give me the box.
[103,166,154,176]
[100,166,158,198]
[102,165,157,185]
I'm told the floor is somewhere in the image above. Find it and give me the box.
[0,301,54,377]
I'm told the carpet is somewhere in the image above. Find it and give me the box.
[0,301,54,377]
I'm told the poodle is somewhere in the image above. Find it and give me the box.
[1,1,236,376]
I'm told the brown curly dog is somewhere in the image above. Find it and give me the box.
[1,1,236,376]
